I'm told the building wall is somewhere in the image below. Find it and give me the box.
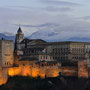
[41,42,85,61]
[21,42,87,61]
[19,61,35,66]
[0,41,2,66]
[70,42,85,61]
[45,43,70,61]
[39,55,54,61]
[85,44,90,67]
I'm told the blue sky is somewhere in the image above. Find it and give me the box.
[0,0,90,40]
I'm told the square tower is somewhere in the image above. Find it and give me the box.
[0,39,14,67]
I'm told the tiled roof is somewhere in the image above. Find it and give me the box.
[20,38,46,44]
[19,57,38,61]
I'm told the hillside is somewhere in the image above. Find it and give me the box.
[0,76,90,90]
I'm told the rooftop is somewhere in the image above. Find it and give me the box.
[17,27,22,33]
[19,57,38,61]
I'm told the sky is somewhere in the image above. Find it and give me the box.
[0,0,90,40]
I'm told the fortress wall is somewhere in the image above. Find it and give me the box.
[59,67,78,76]
[0,68,3,85]
[8,65,78,79]
[0,61,86,85]
[78,60,88,78]
[40,66,59,78]
[2,68,8,84]
[8,65,59,78]
[0,68,8,85]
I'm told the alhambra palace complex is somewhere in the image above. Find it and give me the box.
[0,27,90,85]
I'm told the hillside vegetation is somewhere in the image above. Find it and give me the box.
[0,76,90,90]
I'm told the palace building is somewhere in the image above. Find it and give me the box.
[0,27,90,85]
[14,27,90,62]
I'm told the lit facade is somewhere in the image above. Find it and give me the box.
[0,27,90,85]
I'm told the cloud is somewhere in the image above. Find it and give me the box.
[81,16,90,20]
[39,0,80,6]
[0,2,90,41]
[7,5,72,13]
[45,6,72,12]
[13,23,59,28]
[28,17,90,41]
[7,6,31,9]
[29,21,90,41]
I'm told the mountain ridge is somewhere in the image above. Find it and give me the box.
[0,32,90,42]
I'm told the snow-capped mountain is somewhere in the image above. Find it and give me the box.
[0,33,15,41]
[3,32,15,36]
[28,30,58,41]
[0,31,90,42]
[28,30,90,42]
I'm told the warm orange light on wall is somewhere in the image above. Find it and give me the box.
[8,66,40,77]
[8,66,59,78]
[8,68,15,76]
[32,67,40,77]
[21,66,32,76]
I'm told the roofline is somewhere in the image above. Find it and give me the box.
[36,41,90,45]
[47,41,90,43]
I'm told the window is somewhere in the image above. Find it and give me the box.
[53,57,55,59]
[46,56,47,59]
[23,64,25,66]
[43,56,45,59]
[41,56,42,59]
[53,49,54,52]
[5,54,10,56]
[42,64,44,67]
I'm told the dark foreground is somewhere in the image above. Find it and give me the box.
[0,76,90,90]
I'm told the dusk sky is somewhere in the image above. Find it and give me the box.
[0,0,90,40]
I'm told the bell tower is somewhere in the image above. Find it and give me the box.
[16,27,24,43]
[15,27,24,51]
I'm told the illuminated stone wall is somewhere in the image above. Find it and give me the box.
[8,64,59,78]
[0,62,87,85]
[0,68,3,85]
[59,67,78,76]
[0,67,8,85]
[0,65,77,85]
[78,60,88,78]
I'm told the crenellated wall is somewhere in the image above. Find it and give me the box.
[0,60,88,85]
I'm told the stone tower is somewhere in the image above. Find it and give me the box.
[15,27,24,51]
[0,39,14,67]
[16,27,24,44]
